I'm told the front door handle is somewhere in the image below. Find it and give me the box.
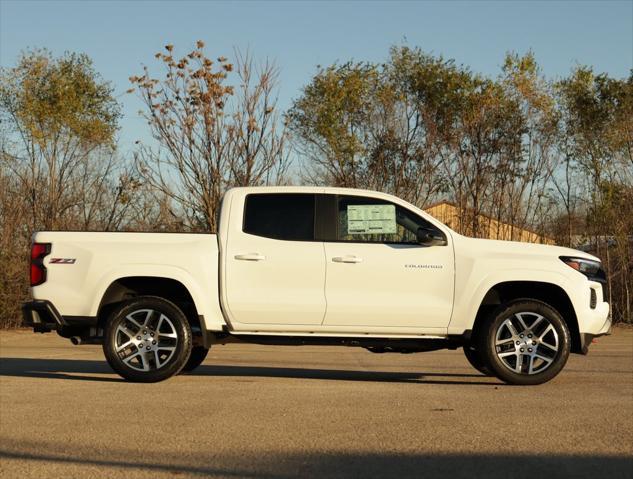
[235,253,266,261]
[332,255,363,264]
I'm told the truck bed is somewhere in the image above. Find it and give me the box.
[30,231,223,329]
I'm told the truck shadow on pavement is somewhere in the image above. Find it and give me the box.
[0,445,631,478]
[0,357,498,385]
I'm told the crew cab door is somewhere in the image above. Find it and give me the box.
[223,192,326,326]
[322,195,454,330]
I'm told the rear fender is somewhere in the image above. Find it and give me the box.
[92,265,225,332]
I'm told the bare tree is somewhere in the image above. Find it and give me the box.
[490,52,558,241]
[131,42,290,232]
[0,49,128,327]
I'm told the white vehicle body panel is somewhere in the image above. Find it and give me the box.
[448,236,610,336]
[31,232,226,331]
[30,186,610,342]
[224,235,327,326]
[322,240,454,330]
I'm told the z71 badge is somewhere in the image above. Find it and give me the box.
[49,258,76,264]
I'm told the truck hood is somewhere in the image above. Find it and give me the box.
[453,234,601,263]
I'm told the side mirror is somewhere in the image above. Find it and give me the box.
[416,227,447,246]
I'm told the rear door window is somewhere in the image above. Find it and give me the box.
[243,193,315,241]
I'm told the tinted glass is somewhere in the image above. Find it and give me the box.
[337,195,439,244]
[243,194,315,241]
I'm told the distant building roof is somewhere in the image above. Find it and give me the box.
[424,201,555,244]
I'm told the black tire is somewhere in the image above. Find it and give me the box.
[477,299,571,385]
[180,346,210,373]
[103,296,192,383]
[462,345,492,375]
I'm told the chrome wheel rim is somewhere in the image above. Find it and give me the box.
[115,309,178,372]
[495,312,559,375]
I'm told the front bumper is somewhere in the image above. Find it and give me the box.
[579,331,611,354]
[577,300,611,354]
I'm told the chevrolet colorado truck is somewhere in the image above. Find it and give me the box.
[22,187,611,384]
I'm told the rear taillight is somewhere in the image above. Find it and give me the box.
[30,242,51,286]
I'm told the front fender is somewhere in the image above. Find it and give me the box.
[448,268,578,335]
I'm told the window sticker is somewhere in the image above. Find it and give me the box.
[347,204,396,234]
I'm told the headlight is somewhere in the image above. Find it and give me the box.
[560,256,605,282]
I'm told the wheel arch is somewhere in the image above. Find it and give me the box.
[97,276,200,330]
[91,264,226,337]
[470,281,581,353]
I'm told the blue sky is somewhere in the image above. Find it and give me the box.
[1,0,632,155]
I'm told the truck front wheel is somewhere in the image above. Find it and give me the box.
[180,346,210,373]
[477,299,571,385]
[103,296,192,382]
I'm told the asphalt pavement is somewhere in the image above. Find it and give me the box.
[1,327,632,478]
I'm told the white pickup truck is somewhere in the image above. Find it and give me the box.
[22,186,611,384]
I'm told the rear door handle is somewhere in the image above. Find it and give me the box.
[234,253,266,261]
[332,255,363,264]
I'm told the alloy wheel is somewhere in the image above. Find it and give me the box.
[494,312,560,375]
[114,309,178,371]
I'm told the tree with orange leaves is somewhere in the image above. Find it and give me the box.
[130,42,289,231]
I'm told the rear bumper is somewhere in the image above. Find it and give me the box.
[22,300,96,333]
[22,300,64,332]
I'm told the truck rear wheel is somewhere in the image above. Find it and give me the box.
[103,296,192,382]
[477,299,570,385]
[462,346,491,375]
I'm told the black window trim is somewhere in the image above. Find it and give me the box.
[315,193,337,242]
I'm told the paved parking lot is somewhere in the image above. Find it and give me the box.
[1,327,631,478]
